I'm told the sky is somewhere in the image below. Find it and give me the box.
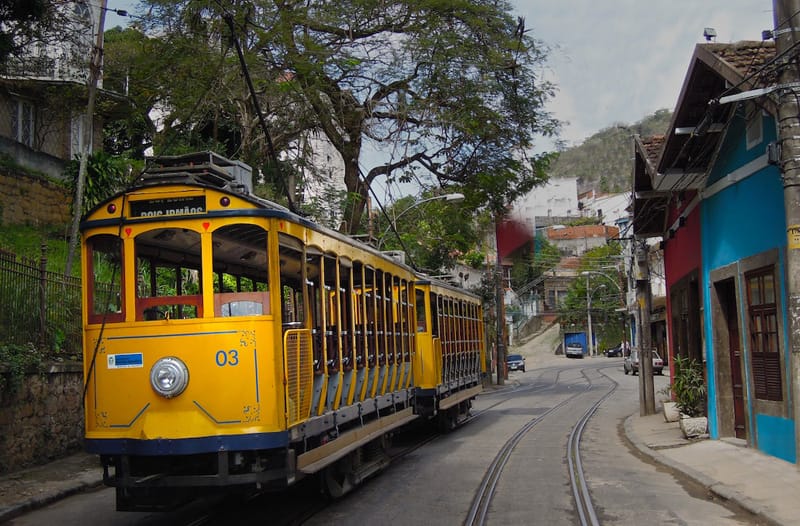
[106,0,775,147]
[103,0,777,202]
[512,0,775,146]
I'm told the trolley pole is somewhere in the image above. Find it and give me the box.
[773,0,800,466]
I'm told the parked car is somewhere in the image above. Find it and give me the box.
[565,342,584,359]
[507,353,526,372]
[604,344,623,357]
[624,349,664,375]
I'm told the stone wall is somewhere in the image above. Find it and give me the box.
[0,362,84,474]
[0,169,70,226]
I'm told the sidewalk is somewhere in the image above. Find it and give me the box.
[1,413,799,524]
[625,412,800,526]
[0,451,102,523]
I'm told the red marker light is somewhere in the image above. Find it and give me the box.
[107,203,117,214]
[220,197,231,207]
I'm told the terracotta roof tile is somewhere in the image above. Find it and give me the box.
[559,257,581,269]
[641,135,665,166]
[704,41,776,86]
[546,225,620,240]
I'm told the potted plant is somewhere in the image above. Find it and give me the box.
[672,355,708,438]
[658,384,680,423]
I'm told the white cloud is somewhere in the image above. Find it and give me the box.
[515,0,774,144]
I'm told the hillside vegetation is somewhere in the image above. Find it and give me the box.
[549,109,673,193]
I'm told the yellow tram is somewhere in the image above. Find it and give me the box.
[80,152,485,510]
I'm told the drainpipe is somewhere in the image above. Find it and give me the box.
[773,0,800,466]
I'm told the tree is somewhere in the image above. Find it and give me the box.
[557,243,625,346]
[124,0,559,233]
[0,0,52,62]
[375,192,488,273]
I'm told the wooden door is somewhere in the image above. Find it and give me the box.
[722,280,747,439]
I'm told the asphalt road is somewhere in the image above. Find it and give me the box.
[9,326,761,525]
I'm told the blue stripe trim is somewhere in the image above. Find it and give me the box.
[108,330,238,340]
[85,431,289,455]
[193,400,241,424]
[254,348,260,403]
[110,403,150,428]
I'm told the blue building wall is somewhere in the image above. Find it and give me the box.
[700,108,795,462]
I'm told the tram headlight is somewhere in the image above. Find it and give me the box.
[150,357,189,398]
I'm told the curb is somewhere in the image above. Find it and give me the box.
[622,414,782,526]
[0,474,103,524]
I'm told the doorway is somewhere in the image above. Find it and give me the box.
[716,278,747,440]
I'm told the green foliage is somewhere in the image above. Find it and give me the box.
[566,216,601,226]
[549,109,672,192]
[0,343,44,394]
[0,0,52,61]
[0,226,70,273]
[123,1,560,233]
[672,355,707,417]
[556,243,625,341]
[376,192,482,273]
[532,234,560,279]
[63,151,137,215]
[464,250,487,269]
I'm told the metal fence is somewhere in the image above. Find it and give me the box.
[0,245,82,357]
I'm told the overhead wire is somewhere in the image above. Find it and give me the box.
[631,28,788,237]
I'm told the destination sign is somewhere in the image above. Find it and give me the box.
[130,196,207,218]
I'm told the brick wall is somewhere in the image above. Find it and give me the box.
[0,170,70,226]
[0,363,84,474]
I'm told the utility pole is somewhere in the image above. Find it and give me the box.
[635,241,655,415]
[65,0,107,277]
[495,214,505,385]
[773,0,800,466]
[585,273,594,357]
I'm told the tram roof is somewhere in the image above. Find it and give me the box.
[82,152,480,300]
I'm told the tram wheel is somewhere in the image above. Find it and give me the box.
[321,453,355,498]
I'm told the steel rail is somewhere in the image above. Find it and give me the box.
[464,370,593,526]
[567,367,618,526]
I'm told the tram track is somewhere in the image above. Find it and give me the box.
[568,367,618,526]
[464,365,617,526]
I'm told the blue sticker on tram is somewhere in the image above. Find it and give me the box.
[108,353,144,369]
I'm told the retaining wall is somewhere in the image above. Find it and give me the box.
[0,362,84,474]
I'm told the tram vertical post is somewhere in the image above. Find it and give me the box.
[773,0,800,466]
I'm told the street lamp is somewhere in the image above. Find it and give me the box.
[581,270,623,357]
[376,193,465,250]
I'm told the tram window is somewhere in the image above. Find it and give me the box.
[87,234,123,323]
[279,236,305,327]
[135,228,202,320]
[415,289,427,332]
[212,225,269,317]
[430,292,440,337]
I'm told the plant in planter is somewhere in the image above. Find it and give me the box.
[672,355,708,438]
[658,385,680,423]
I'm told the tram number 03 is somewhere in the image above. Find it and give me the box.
[215,349,240,367]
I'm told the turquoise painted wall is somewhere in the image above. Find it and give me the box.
[700,107,795,462]
[756,414,797,462]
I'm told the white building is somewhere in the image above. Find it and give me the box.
[578,189,631,227]
[511,177,580,227]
